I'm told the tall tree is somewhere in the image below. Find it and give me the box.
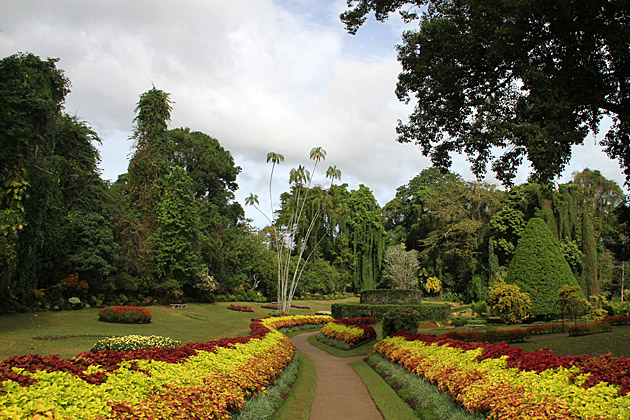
[341,0,630,185]
[246,147,342,313]
[505,217,581,317]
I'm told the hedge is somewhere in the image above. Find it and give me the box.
[360,289,422,305]
[331,302,451,322]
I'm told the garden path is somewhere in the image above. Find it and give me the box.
[290,331,383,420]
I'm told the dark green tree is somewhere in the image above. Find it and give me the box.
[341,0,630,185]
[505,217,581,317]
[150,166,202,296]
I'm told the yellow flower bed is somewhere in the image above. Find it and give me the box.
[375,336,630,420]
[0,314,331,419]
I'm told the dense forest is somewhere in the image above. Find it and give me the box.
[1,52,629,314]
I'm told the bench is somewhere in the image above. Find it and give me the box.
[170,303,187,309]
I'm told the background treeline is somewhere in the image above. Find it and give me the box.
[1,53,629,313]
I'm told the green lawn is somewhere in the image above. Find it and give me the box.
[0,298,355,360]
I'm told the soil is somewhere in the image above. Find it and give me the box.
[290,331,383,420]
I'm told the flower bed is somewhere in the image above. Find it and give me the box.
[91,335,182,352]
[604,315,630,326]
[98,305,151,324]
[568,321,612,336]
[0,314,332,419]
[374,332,630,419]
[318,317,377,349]
[227,304,253,312]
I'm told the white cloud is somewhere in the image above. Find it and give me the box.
[1,0,626,229]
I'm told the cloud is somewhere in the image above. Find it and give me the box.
[1,0,626,229]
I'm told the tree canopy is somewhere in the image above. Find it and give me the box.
[341,0,630,186]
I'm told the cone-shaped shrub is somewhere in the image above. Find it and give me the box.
[505,217,581,317]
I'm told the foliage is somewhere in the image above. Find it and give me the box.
[424,276,441,295]
[98,305,152,324]
[558,285,590,321]
[332,302,451,322]
[341,0,630,186]
[470,300,488,317]
[381,244,420,289]
[506,217,580,317]
[382,306,421,337]
[360,289,422,305]
[91,335,182,352]
[488,280,531,324]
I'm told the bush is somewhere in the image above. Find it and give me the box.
[91,335,182,352]
[331,302,451,322]
[382,307,421,337]
[98,305,151,324]
[471,300,489,317]
[568,321,612,336]
[360,289,422,305]
[505,217,581,317]
[488,280,531,324]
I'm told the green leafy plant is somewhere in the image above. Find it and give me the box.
[382,307,421,337]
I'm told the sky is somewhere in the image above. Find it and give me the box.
[1,0,626,228]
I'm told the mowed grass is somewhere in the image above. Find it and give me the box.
[0,298,356,360]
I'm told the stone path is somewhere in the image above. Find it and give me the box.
[290,331,383,420]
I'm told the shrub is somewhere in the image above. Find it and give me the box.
[471,300,489,317]
[382,307,421,337]
[331,302,450,321]
[98,305,151,323]
[505,217,581,317]
[592,308,608,321]
[227,304,253,312]
[360,289,422,305]
[488,280,531,324]
[92,335,182,352]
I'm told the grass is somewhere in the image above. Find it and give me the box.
[350,358,419,420]
[273,351,316,420]
[0,298,353,360]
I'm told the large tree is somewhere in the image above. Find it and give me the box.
[341,0,630,185]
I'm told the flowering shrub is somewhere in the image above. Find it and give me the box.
[568,321,612,336]
[91,335,182,352]
[228,304,253,312]
[98,305,151,324]
[0,314,330,419]
[382,307,420,337]
[375,332,630,419]
[446,328,530,343]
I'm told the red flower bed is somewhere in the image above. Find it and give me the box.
[228,304,253,312]
[335,316,376,326]
[98,305,151,324]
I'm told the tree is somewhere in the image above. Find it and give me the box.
[488,280,531,324]
[341,0,630,185]
[424,276,441,296]
[246,147,342,313]
[150,166,202,297]
[505,217,581,317]
[381,244,419,289]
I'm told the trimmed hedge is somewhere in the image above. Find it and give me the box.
[360,289,422,305]
[331,302,451,322]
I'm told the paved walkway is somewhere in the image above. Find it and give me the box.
[290,331,383,420]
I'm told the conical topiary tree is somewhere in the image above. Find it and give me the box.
[505,217,581,317]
